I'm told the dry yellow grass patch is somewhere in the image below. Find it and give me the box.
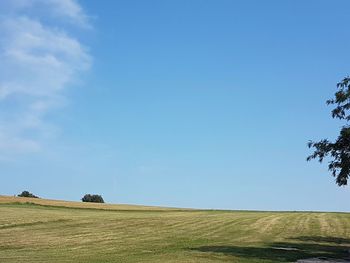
[0,195,181,211]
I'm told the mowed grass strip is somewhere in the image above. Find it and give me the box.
[0,196,350,263]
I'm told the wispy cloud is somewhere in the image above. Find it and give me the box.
[0,0,92,155]
[3,0,91,28]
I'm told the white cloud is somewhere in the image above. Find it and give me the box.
[1,17,91,98]
[46,0,91,28]
[0,0,92,155]
[2,0,91,28]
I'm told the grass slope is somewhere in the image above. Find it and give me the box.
[0,196,350,263]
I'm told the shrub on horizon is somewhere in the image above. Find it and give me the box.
[81,194,104,203]
[17,191,39,198]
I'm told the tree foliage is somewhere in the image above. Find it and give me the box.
[81,194,104,203]
[307,77,350,186]
[18,191,39,198]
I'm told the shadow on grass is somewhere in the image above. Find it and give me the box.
[190,239,350,262]
[291,236,350,245]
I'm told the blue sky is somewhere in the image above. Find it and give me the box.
[1,0,349,211]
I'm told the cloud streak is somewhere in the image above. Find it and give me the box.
[3,0,91,28]
[0,0,92,154]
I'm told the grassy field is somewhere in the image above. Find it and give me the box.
[1,196,350,263]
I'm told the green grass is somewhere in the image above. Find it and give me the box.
[1,198,350,262]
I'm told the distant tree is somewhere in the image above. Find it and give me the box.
[307,77,350,186]
[17,191,39,198]
[81,194,104,203]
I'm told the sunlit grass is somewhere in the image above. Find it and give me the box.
[1,196,349,263]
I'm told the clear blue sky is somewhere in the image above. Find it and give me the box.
[1,0,349,211]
